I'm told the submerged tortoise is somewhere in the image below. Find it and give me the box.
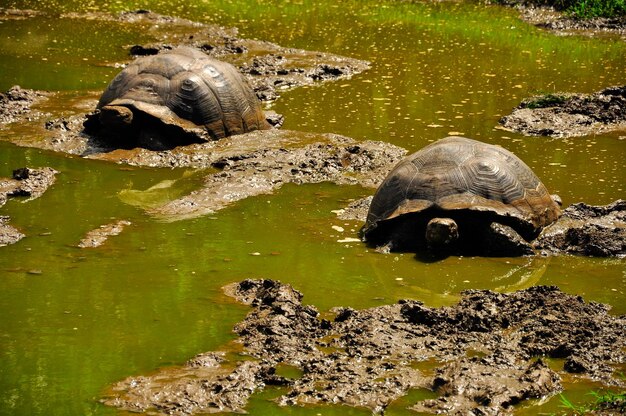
[363,136,561,256]
[85,46,269,149]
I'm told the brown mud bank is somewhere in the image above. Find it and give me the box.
[534,199,626,257]
[77,219,132,248]
[0,89,405,221]
[105,130,406,221]
[499,3,626,38]
[0,86,49,125]
[103,279,626,415]
[0,167,58,246]
[15,112,405,220]
[500,85,626,138]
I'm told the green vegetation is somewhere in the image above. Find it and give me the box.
[558,0,626,18]
[522,93,568,109]
[559,390,626,414]
[495,0,626,18]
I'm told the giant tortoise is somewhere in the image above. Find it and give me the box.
[362,136,561,256]
[85,46,269,149]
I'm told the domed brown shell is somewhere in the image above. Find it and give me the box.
[363,136,561,243]
[97,46,269,140]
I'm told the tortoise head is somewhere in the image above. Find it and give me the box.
[425,217,459,251]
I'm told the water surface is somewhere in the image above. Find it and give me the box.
[0,1,625,414]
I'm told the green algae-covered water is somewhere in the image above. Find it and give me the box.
[0,1,625,414]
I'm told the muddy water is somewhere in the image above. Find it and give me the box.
[0,1,625,415]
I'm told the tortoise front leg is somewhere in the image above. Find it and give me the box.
[482,222,535,257]
[99,105,134,130]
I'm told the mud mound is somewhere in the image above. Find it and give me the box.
[103,280,626,415]
[500,85,626,137]
[86,129,406,221]
[77,220,132,248]
[516,6,626,38]
[0,216,24,247]
[534,199,626,257]
[0,86,48,125]
[0,167,58,247]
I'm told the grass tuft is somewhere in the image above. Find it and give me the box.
[559,0,626,18]
[522,93,568,109]
[493,0,626,18]
[559,390,626,414]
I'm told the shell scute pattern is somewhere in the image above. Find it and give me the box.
[364,136,560,243]
[95,46,268,141]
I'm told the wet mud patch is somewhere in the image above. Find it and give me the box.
[500,85,626,137]
[77,219,132,248]
[0,86,49,125]
[103,279,626,415]
[334,195,373,222]
[498,3,626,39]
[0,8,43,20]
[524,9,626,38]
[101,130,406,221]
[534,199,626,257]
[0,167,58,246]
[0,216,24,247]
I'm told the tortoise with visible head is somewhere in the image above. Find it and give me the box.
[85,46,269,149]
[362,136,561,256]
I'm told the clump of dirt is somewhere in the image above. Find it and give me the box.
[0,167,58,206]
[514,5,626,38]
[534,199,626,257]
[0,216,24,247]
[0,86,48,124]
[411,356,560,414]
[500,85,626,137]
[77,219,132,248]
[0,167,58,246]
[105,353,269,415]
[238,53,368,102]
[103,279,626,415]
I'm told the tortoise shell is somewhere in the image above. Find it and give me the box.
[363,136,561,246]
[96,46,269,141]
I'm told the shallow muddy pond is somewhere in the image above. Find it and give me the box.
[0,0,625,415]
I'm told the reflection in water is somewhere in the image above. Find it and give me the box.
[494,256,550,292]
[118,179,181,210]
[0,1,624,415]
[117,170,205,211]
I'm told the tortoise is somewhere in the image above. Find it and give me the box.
[362,136,561,256]
[85,46,269,149]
